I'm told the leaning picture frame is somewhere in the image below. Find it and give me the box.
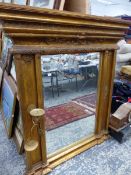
[29,0,55,9]
[1,72,17,138]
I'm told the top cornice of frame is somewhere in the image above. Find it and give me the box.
[0,3,131,44]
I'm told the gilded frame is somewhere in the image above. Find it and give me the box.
[0,3,130,175]
[13,46,116,175]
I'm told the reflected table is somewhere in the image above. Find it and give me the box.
[42,60,99,96]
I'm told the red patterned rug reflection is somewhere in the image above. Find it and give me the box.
[72,93,96,112]
[45,93,96,131]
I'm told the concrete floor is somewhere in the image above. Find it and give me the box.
[0,113,131,175]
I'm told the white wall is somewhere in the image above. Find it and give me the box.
[90,0,131,16]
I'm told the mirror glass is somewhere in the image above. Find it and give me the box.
[41,53,100,154]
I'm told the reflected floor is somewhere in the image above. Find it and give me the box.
[44,77,97,155]
[46,115,95,154]
[43,77,97,108]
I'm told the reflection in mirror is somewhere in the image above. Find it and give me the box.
[41,53,100,154]
[2,34,13,65]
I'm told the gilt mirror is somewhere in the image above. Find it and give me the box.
[0,3,129,174]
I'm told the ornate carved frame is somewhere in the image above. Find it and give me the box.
[0,3,130,175]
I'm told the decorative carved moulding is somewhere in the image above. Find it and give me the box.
[0,3,130,45]
[11,44,118,55]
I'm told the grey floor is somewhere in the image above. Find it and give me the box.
[0,114,131,175]
[49,135,131,175]
[0,116,25,175]
[46,115,95,154]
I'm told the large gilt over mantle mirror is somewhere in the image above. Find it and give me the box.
[0,3,130,175]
